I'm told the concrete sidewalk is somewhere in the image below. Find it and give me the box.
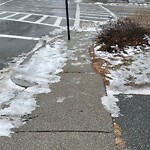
[0,31,116,150]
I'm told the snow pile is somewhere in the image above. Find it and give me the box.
[0,38,67,137]
[94,38,150,117]
[101,93,120,117]
[11,40,67,89]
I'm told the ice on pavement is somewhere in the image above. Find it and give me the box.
[0,37,67,137]
[94,37,150,117]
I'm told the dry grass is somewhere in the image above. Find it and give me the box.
[131,10,150,31]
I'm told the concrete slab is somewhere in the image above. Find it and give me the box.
[63,31,96,73]
[64,50,95,73]
[0,132,116,150]
[14,73,113,132]
[0,20,55,38]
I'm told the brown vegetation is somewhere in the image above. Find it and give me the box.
[91,10,150,86]
[131,10,150,31]
[95,16,150,53]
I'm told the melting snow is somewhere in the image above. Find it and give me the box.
[0,36,67,137]
[94,37,150,117]
[101,93,120,118]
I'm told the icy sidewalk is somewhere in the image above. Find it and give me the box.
[0,30,116,149]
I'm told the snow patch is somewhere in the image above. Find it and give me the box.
[101,94,120,117]
[57,97,65,103]
[95,38,150,117]
[0,38,67,137]
[0,119,14,137]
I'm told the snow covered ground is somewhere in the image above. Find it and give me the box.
[94,36,150,117]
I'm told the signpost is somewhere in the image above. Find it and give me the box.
[65,0,70,40]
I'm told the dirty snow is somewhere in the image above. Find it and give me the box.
[0,34,67,137]
[94,37,150,117]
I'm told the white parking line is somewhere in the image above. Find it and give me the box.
[80,13,111,17]
[35,15,48,23]
[0,17,59,27]
[81,15,109,20]
[1,10,69,20]
[0,11,76,27]
[99,5,118,20]
[80,11,108,15]
[74,3,80,29]
[54,17,62,26]
[0,34,40,41]
[18,14,32,21]
[0,11,6,15]
[0,0,13,6]
[2,12,19,19]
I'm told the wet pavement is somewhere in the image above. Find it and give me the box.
[0,20,55,37]
[0,0,76,70]
[0,0,76,18]
[0,20,55,69]
[0,37,37,69]
[0,0,115,70]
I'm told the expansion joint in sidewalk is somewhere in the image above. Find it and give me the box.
[15,130,113,134]
[62,72,95,74]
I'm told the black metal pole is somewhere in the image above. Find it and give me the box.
[65,0,70,40]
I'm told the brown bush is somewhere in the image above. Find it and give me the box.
[95,17,150,53]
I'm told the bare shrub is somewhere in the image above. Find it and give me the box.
[95,17,150,53]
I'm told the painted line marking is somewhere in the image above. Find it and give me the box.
[0,11,75,27]
[0,0,13,7]
[74,3,80,28]
[35,15,48,23]
[80,13,111,17]
[18,14,32,21]
[54,17,62,26]
[80,15,109,20]
[80,18,106,24]
[80,11,109,14]
[0,34,40,41]
[2,12,19,19]
[0,10,76,21]
[0,11,6,15]
[0,17,60,27]
[99,5,118,20]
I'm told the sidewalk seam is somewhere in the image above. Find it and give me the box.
[15,130,113,134]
